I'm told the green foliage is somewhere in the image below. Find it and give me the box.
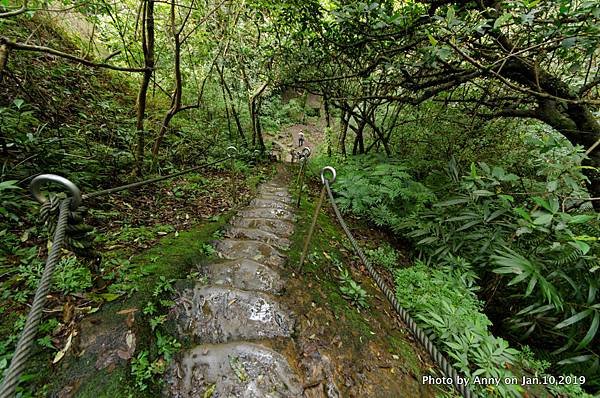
[366,244,399,270]
[316,154,435,232]
[333,259,369,310]
[400,159,600,385]
[395,261,523,397]
[130,350,166,392]
[52,257,93,295]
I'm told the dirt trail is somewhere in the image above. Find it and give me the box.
[50,163,445,397]
[162,165,441,397]
[270,122,324,162]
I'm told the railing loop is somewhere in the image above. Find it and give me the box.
[227,145,238,157]
[30,174,82,210]
[320,166,336,185]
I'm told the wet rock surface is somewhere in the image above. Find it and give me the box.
[164,343,303,398]
[215,239,286,267]
[200,259,285,293]
[224,227,291,249]
[231,217,295,238]
[238,207,296,222]
[250,197,293,210]
[172,285,295,343]
[166,178,306,397]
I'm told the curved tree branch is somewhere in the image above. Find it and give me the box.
[1,37,148,72]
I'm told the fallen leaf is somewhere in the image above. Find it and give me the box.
[53,331,75,364]
[100,293,123,302]
[203,383,216,398]
[116,308,138,315]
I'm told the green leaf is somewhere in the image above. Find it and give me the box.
[0,180,20,191]
[569,215,595,224]
[427,33,438,46]
[13,98,25,109]
[525,276,538,297]
[434,198,468,207]
[569,240,590,255]
[576,311,599,350]
[493,13,512,29]
[446,6,455,24]
[473,190,494,197]
[514,207,531,221]
[555,309,593,329]
[557,355,593,365]
[533,213,553,225]
[100,293,123,302]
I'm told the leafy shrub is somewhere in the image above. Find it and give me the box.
[366,243,400,270]
[400,160,600,385]
[313,154,435,232]
[53,257,93,295]
[333,259,369,310]
[395,261,523,397]
[395,261,593,397]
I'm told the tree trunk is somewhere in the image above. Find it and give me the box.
[339,108,349,156]
[535,100,600,204]
[324,95,332,156]
[151,0,182,159]
[249,82,267,151]
[217,64,246,146]
[135,0,155,175]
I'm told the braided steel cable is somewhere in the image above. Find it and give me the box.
[82,156,232,200]
[0,152,240,396]
[0,199,71,397]
[322,177,475,398]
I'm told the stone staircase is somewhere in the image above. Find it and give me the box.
[164,181,305,397]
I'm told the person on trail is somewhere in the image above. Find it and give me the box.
[298,131,305,147]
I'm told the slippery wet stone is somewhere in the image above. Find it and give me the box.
[164,342,303,398]
[239,207,295,222]
[172,285,294,343]
[259,194,294,204]
[231,217,295,238]
[200,259,284,294]
[250,198,293,210]
[258,187,290,198]
[215,239,286,267]
[224,227,291,250]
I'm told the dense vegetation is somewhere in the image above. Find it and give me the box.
[1,0,599,396]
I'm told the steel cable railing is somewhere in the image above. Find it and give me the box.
[0,150,237,397]
[301,166,475,398]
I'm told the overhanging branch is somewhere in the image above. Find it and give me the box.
[1,37,148,73]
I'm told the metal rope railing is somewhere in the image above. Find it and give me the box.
[0,150,237,397]
[0,199,71,397]
[301,166,475,398]
[295,146,311,208]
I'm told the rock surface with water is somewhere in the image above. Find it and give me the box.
[165,178,306,397]
[164,343,303,397]
[172,285,294,343]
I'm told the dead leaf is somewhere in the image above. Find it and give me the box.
[63,299,74,323]
[53,331,75,364]
[116,308,138,315]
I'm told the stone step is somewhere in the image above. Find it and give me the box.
[259,194,294,204]
[249,198,293,210]
[258,187,290,198]
[215,239,286,268]
[238,207,295,222]
[199,259,284,294]
[164,342,303,397]
[231,217,295,238]
[171,285,294,343]
[224,227,291,250]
